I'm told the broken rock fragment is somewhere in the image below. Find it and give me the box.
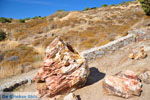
[138,70,150,84]
[128,46,147,60]
[103,70,142,98]
[34,37,89,98]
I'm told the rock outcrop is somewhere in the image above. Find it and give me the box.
[34,37,89,98]
[103,70,142,98]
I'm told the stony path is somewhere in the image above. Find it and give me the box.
[0,69,38,91]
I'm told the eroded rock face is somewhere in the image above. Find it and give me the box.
[103,70,142,98]
[34,37,89,98]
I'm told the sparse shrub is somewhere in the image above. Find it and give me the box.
[83,8,91,11]
[91,7,97,9]
[19,17,31,23]
[83,7,97,11]
[101,4,108,7]
[0,17,12,23]
[0,31,6,41]
[19,19,26,23]
[138,0,150,15]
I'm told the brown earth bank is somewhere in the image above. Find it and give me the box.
[12,40,150,100]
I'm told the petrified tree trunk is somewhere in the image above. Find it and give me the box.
[34,37,89,98]
[103,70,142,98]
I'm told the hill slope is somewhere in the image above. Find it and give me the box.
[0,1,145,51]
[0,1,149,79]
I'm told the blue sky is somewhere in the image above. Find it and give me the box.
[0,0,133,19]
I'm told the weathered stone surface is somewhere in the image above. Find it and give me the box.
[103,70,142,98]
[139,71,150,84]
[64,93,78,100]
[128,46,147,60]
[34,37,89,98]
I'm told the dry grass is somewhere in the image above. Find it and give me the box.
[0,44,43,79]
[0,40,20,51]
[32,36,55,48]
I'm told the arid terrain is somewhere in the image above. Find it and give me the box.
[0,1,150,100]
[1,1,149,79]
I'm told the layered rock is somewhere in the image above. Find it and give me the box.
[103,70,142,98]
[34,37,89,98]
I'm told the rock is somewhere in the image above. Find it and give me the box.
[128,46,147,60]
[138,71,150,84]
[103,70,142,98]
[34,37,89,98]
[0,54,4,62]
[5,56,19,61]
[64,93,78,100]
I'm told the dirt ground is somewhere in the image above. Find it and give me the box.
[13,40,150,100]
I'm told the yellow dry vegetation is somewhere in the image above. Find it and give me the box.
[0,44,43,79]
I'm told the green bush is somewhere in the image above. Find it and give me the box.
[91,7,97,9]
[19,17,31,23]
[19,19,26,23]
[0,17,12,23]
[83,8,91,11]
[139,0,150,15]
[83,7,97,11]
[101,4,108,7]
[0,31,6,41]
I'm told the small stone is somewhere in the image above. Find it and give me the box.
[103,70,142,98]
[64,93,78,100]
[129,47,147,60]
[128,53,135,59]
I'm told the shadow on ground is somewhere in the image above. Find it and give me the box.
[86,67,105,86]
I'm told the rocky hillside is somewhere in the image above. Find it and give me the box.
[0,1,146,50]
[0,1,149,79]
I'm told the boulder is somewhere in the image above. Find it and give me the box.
[103,70,142,98]
[34,37,89,98]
